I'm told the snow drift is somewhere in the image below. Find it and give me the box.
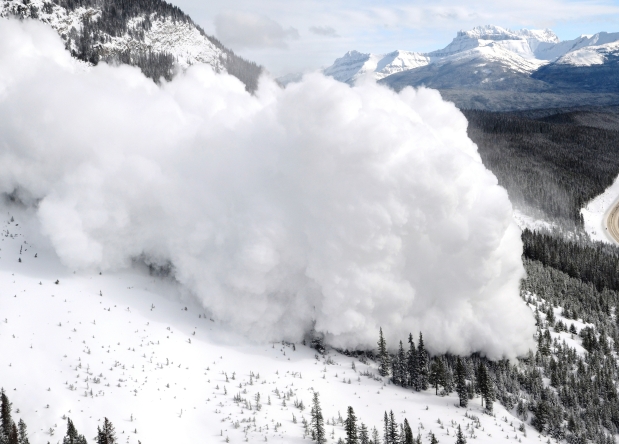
[0,19,534,358]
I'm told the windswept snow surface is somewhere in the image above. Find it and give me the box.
[0,204,552,444]
[581,174,619,244]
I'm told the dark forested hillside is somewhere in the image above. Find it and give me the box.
[464,109,619,227]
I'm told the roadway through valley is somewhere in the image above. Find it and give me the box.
[606,198,619,243]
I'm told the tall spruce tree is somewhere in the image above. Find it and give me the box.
[16,419,28,444]
[455,425,466,444]
[406,333,418,390]
[417,333,429,390]
[387,411,398,444]
[344,406,357,444]
[429,359,446,395]
[63,418,87,444]
[8,423,17,444]
[377,328,390,377]
[358,423,370,444]
[95,418,116,444]
[403,418,413,444]
[310,392,326,444]
[0,389,12,444]
[456,357,468,407]
[371,427,380,444]
[383,412,389,444]
[478,363,494,412]
[395,341,406,386]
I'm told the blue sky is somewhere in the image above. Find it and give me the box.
[168,0,619,76]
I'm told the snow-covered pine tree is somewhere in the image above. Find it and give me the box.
[63,418,87,444]
[417,333,429,390]
[358,422,369,444]
[310,392,326,444]
[396,341,406,387]
[377,328,390,377]
[456,357,468,407]
[403,418,413,444]
[95,418,116,444]
[429,432,439,444]
[387,411,398,444]
[406,333,418,390]
[371,427,380,444]
[344,406,357,444]
[430,358,447,395]
[455,425,466,444]
[16,419,28,444]
[0,389,12,444]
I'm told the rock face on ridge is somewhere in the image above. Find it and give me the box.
[1,0,263,91]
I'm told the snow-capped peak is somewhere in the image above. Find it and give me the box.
[321,25,619,85]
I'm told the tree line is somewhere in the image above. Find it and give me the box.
[0,388,118,444]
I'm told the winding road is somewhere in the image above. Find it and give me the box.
[606,199,619,243]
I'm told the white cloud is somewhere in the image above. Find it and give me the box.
[0,18,535,358]
[309,25,339,37]
[214,11,299,49]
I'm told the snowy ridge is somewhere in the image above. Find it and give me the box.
[323,25,619,84]
[1,0,226,73]
[322,50,429,83]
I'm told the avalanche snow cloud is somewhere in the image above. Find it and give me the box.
[0,19,535,358]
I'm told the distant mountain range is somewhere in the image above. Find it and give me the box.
[320,25,619,110]
[1,0,262,91]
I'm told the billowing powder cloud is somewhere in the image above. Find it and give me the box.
[0,19,535,358]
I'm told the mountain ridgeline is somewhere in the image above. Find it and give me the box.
[2,0,262,91]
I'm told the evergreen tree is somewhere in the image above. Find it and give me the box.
[377,328,390,377]
[477,363,494,412]
[63,418,87,444]
[17,419,28,444]
[417,333,429,390]
[344,406,357,444]
[0,389,12,444]
[310,392,326,444]
[95,418,116,444]
[387,411,398,444]
[532,400,550,434]
[429,359,445,395]
[456,357,468,407]
[8,422,17,444]
[403,418,413,444]
[396,341,406,387]
[371,427,380,444]
[455,425,466,444]
[430,432,439,444]
[383,411,389,444]
[358,423,370,444]
[406,334,418,390]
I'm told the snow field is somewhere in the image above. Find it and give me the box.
[1,208,548,444]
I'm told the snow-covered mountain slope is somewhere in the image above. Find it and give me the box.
[0,202,560,444]
[0,0,262,90]
[322,50,429,83]
[323,25,619,86]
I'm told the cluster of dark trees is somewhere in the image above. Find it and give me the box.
[0,389,117,444]
[343,227,619,444]
[16,0,262,90]
[307,393,437,444]
[522,228,619,293]
[464,109,619,228]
